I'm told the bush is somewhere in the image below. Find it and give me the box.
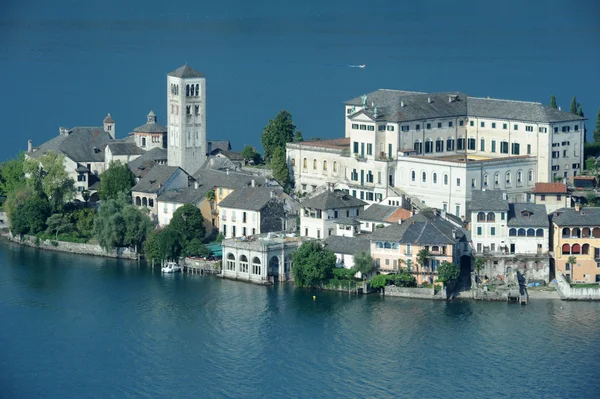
[333,267,354,280]
[50,240,58,247]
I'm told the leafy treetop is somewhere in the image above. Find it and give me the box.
[291,241,336,288]
[98,161,136,201]
[260,110,297,163]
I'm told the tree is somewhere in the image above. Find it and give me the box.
[206,190,216,202]
[122,205,153,252]
[169,204,206,247]
[437,261,460,284]
[6,190,51,236]
[241,146,261,165]
[416,248,430,285]
[92,193,130,251]
[271,146,290,188]
[73,208,95,238]
[369,274,389,290]
[473,257,485,277]
[46,214,74,240]
[568,255,577,268]
[260,110,296,163]
[594,109,600,144]
[570,96,578,114]
[98,161,136,201]
[158,228,184,262]
[0,152,26,197]
[184,238,211,257]
[352,251,375,280]
[143,228,162,263]
[24,151,75,212]
[292,241,336,288]
[293,131,304,142]
[549,95,557,109]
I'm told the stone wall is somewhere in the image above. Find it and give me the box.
[479,255,550,283]
[383,285,446,300]
[555,272,600,300]
[6,233,138,260]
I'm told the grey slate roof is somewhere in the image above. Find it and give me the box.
[131,165,182,194]
[218,187,282,211]
[551,207,600,227]
[507,203,549,228]
[128,148,168,177]
[359,204,397,222]
[345,90,585,124]
[369,213,463,245]
[158,186,209,205]
[207,140,232,154]
[103,114,115,123]
[193,169,270,190]
[107,142,145,156]
[332,217,361,226]
[323,236,371,255]
[199,156,239,172]
[168,65,204,78]
[134,122,167,134]
[470,190,509,212]
[30,127,113,163]
[301,189,367,210]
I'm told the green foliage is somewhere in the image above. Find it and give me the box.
[352,251,375,279]
[122,205,153,251]
[568,255,577,266]
[24,151,75,212]
[392,271,417,287]
[369,274,389,289]
[241,146,261,165]
[169,204,206,247]
[36,232,88,244]
[549,95,557,109]
[92,192,131,251]
[333,267,355,280]
[437,261,460,284]
[595,109,600,144]
[260,110,296,163]
[72,208,95,237]
[143,228,162,263]
[293,131,304,142]
[45,213,74,240]
[6,187,51,235]
[0,152,26,197]
[184,238,211,257]
[291,241,336,288]
[569,96,577,114]
[271,146,290,188]
[215,232,224,243]
[416,248,430,280]
[50,240,58,247]
[585,192,598,206]
[473,257,485,274]
[98,161,136,201]
[158,228,184,261]
[206,190,216,202]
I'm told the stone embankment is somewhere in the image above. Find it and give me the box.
[555,273,600,300]
[3,232,138,260]
[382,285,447,300]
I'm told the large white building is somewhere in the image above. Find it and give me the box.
[167,65,207,175]
[287,89,586,217]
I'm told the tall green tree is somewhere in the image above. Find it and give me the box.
[594,109,600,143]
[158,228,184,262]
[0,152,26,197]
[437,261,460,284]
[549,95,557,109]
[241,146,261,165]
[292,241,336,288]
[416,248,430,285]
[570,96,578,114]
[92,192,130,250]
[169,204,206,245]
[271,147,290,188]
[98,161,136,201]
[73,208,95,238]
[260,110,296,163]
[24,151,75,212]
[352,251,375,280]
[45,214,74,240]
[6,188,51,236]
[122,205,153,252]
[293,131,304,142]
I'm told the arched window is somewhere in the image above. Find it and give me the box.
[582,244,590,255]
[411,170,416,182]
[414,140,422,154]
[446,137,455,151]
[436,138,444,152]
[573,228,581,238]
[424,139,433,154]
[227,253,236,271]
[517,170,523,184]
[582,227,591,238]
[186,84,190,96]
[487,213,495,222]
[422,171,427,183]
[518,228,526,236]
[527,228,535,236]
[444,174,448,185]
[141,137,146,147]
[291,158,295,167]
[391,242,399,250]
[477,212,486,222]
[562,227,570,238]
[593,227,600,238]
[376,241,383,249]
[506,171,512,184]
[562,244,570,255]
[333,161,337,172]
[483,174,488,187]
[303,158,307,169]
[240,255,249,273]
[142,197,148,206]
[195,84,199,96]
[135,196,141,206]
[536,229,543,237]
[313,159,317,170]
[384,242,391,249]
[528,169,533,182]
[323,160,327,171]
[252,257,261,275]
[572,243,581,255]
[433,173,437,184]
[509,228,516,236]
[494,172,499,186]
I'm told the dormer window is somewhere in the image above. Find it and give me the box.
[521,210,531,217]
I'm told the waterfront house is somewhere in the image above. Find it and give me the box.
[131,165,189,223]
[368,211,468,285]
[218,186,295,238]
[300,186,367,239]
[531,182,571,214]
[358,203,411,233]
[156,181,211,228]
[552,205,600,283]
[323,235,371,269]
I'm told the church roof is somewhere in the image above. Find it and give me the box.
[134,122,167,134]
[168,65,204,78]
[103,113,115,123]
[30,127,112,163]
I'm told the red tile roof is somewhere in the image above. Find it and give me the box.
[531,182,568,194]
[385,208,412,223]
[574,176,596,180]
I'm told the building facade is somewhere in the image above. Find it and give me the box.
[167,65,207,175]
[531,182,571,214]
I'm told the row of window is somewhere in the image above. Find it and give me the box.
[476,212,506,222]
[351,120,580,134]
[509,228,545,237]
[221,210,256,223]
[225,254,262,274]
[561,243,593,256]
[350,189,381,202]
[350,169,381,184]
[185,84,200,97]
[409,169,534,187]
[413,138,529,156]
[185,105,201,115]
[294,158,339,173]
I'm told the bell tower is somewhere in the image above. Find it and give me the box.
[166,64,206,174]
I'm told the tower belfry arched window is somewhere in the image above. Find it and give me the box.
[195,84,199,96]
[186,84,190,96]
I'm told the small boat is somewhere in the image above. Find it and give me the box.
[161,261,181,273]
[358,64,366,68]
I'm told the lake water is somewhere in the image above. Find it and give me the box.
[0,0,599,162]
[1,240,599,399]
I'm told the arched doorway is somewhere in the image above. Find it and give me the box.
[268,256,280,278]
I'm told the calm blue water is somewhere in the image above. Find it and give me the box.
[0,0,599,162]
[1,240,599,399]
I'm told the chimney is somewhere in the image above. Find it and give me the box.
[270,190,276,199]
[428,97,431,103]
[226,169,229,175]
[27,139,32,153]
[441,209,447,219]
[329,183,335,192]
[194,181,199,189]
[558,106,561,111]
[452,229,458,239]
[251,179,256,187]
[400,101,405,108]
[59,127,70,136]
[502,192,508,201]
[448,96,452,103]
[575,202,581,212]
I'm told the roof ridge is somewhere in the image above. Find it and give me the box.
[470,96,541,105]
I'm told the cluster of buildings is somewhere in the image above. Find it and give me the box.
[27,64,599,288]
